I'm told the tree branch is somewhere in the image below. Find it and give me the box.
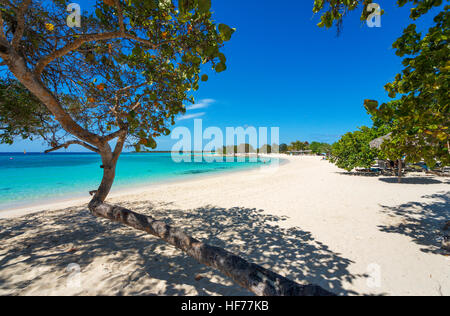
[114,0,125,33]
[7,52,104,146]
[0,9,9,56]
[0,37,8,58]
[112,130,127,162]
[131,100,141,111]
[34,31,163,76]
[34,32,125,75]
[45,140,100,154]
[0,10,6,40]
[11,0,31,49]
[0,0,15,12]
[122,33,168,48]
[88,200,335,296]
[104,128,127,142]
[115,82,148,95]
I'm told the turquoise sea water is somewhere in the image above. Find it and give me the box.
[0,152,270,210]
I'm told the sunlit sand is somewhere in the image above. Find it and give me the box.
[0,156,448,296]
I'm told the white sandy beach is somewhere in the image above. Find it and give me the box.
[0,156,449,296]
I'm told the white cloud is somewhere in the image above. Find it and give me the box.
[177,112,206,121]
[186,99,215,111]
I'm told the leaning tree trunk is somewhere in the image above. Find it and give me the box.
[88,151,334,296]
[91,150,118,202]
[1,36,333,296]
[397,159,402,183]
[87,199,334,296]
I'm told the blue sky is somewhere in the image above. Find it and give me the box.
[0,0,444,152]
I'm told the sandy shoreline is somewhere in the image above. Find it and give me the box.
[0,156,286,218]
[0,156,449,296]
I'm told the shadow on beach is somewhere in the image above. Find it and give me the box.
[378,191,450,254]
[336,171,448,185]
[378,177,446,185]
[336,172,380,177]
[0,202,367,296]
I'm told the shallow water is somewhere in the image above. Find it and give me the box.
[0,152,270,209]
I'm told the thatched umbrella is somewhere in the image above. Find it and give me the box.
[370,133,392,149]
[369,133,406,182]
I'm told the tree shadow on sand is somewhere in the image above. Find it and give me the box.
[378,191,450,254]
[0,202,367,296]
[336,172,380,177]
[378,177,446,185]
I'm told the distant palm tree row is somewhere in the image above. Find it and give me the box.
[217,141,332,155]
[218,144,270,154]
[280,141,332,155]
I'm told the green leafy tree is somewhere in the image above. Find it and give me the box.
[1,0,233,199]
[0,78,54,144]
[322,143,332,155]
[309,142,332,155]
[289,140,310,151]
[330,126,384,171]
[314,1,449,167]
[0,0,329,295]
[364,7,450,168]
[279,143,288,153]
[313,0,442,30]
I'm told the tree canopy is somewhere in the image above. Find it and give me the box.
[0,0,335,296]
[365,6,449,167]
[313,0,443,29]
[0,78,53,144]
[289,141,310,151]
[276,141,331,154]
[316,0,449,168]
[279,143,288,153]
[309,141,332,155]
[0,0,326,298]
[330,126,386,171]
[0,0,234,153]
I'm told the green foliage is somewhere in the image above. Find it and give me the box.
[289,141,310,151]
[0,0,235,151]
[313,0,441,29]
[0,79,53,145]
[309,142,332,155]
[316,1,449,167]
[279,143,288,152]
[330,126,384,171]
[364,6,449,167]
[278,142,330,154]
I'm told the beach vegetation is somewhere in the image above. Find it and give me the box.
[0,78,53,145]
[329,126,385,172]
[364,7,450,168]
[289,141,309,151]
[0,0,331,296]
[279,143,288,153]
[0,0,233,198]
[278,141,331,155]
[309,142,332,155]
[316,0,449,170]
